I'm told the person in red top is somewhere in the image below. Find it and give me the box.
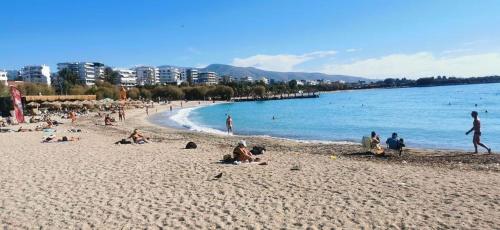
[466,111,492,154]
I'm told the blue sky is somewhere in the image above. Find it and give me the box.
[1,0,499,78]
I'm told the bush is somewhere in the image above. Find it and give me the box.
[183,86,208,100]
[127,88,140,100]
[139,88,152,100]
[152,86,185,100]
[252,85,266,98]
[207,85,234,100]
[69,85,87,95]
[18,83,55,96]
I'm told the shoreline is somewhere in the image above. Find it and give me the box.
[148,101,487,153]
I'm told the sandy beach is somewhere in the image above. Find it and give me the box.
[0,101,499,229]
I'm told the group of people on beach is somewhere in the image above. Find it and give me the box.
[368,111,492,155]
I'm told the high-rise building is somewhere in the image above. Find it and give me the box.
[186,69,198,85]
[0,70,7,86]
[198,72,218,85]
[114,68,137,87]
[158,66,182,85]
[135,66,159,86]
[57,62,105,85]
[20,65,51,85]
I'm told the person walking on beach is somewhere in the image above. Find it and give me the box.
[466,111,492,154]
[146,106,149,116]
[226,115,233,134]
[69,111,77,124]
[118,109,124,121]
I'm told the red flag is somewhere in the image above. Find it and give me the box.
[10,86,25,123]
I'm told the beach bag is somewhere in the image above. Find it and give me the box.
[250,146,266,155]
[222,154,234,163]
[186,142,197,149]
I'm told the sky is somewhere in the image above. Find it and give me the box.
[1,0,500,79]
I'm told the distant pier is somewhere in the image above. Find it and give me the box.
[233,92,319,102]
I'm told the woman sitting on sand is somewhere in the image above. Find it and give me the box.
[129,129,149,144]
[104,114,113,126]
[233,140,258,162]
[370,131,385,155]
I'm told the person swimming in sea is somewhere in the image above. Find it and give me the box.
[466,111,491,154]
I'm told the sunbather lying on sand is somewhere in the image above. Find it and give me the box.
[129,129,149,144]
[17,127,33,132]
[43,135,80,143]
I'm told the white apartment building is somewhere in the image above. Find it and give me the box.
[259,77,269,84]
[20,65,51,85]
[57,62,105,85]
[240,76,253,83]
[135,66,159,86]
[0,70,7,86]
[185,69,198,85]
[158,66,182,85]
[114,68,137,87]
[198,72,218,85]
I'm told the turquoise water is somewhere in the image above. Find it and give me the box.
[156,83,500,151]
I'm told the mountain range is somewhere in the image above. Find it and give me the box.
[197,64,370,83]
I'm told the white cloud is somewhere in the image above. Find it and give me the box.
[195,63,208,68]
[231,50,336,72]
[322,52,500,78]
[346,48,361,52]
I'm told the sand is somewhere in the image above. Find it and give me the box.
[0,101,499,229]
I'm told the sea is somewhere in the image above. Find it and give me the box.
[151,83,500,151]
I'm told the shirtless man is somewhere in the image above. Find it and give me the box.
[466,111,491,154]
[226,115,233,134]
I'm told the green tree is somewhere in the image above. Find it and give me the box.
[139,88,152,100]
[69,85,87,95]
[152,86,185,100]
[127,88,140,99]
[252,85,266,98]
[18,83,55,96]
[103,67,119,84]
[57,68,79,94]
[288,80,298,92]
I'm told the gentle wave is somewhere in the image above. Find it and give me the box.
[169,104,229,136]
[163,105,360,145]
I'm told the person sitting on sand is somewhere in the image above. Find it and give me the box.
[370,131,385,155]
[104,114,113,126]
[386,132,405,155]
[233,140,258,162]
[129,129,149,144]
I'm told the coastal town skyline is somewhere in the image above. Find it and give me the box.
[1,0,500,78]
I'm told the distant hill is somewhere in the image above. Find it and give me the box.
[198,64,370,83]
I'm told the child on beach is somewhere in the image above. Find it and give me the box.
[226,115,233,134]
[466,111,492,154]
[370,131,385,155]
